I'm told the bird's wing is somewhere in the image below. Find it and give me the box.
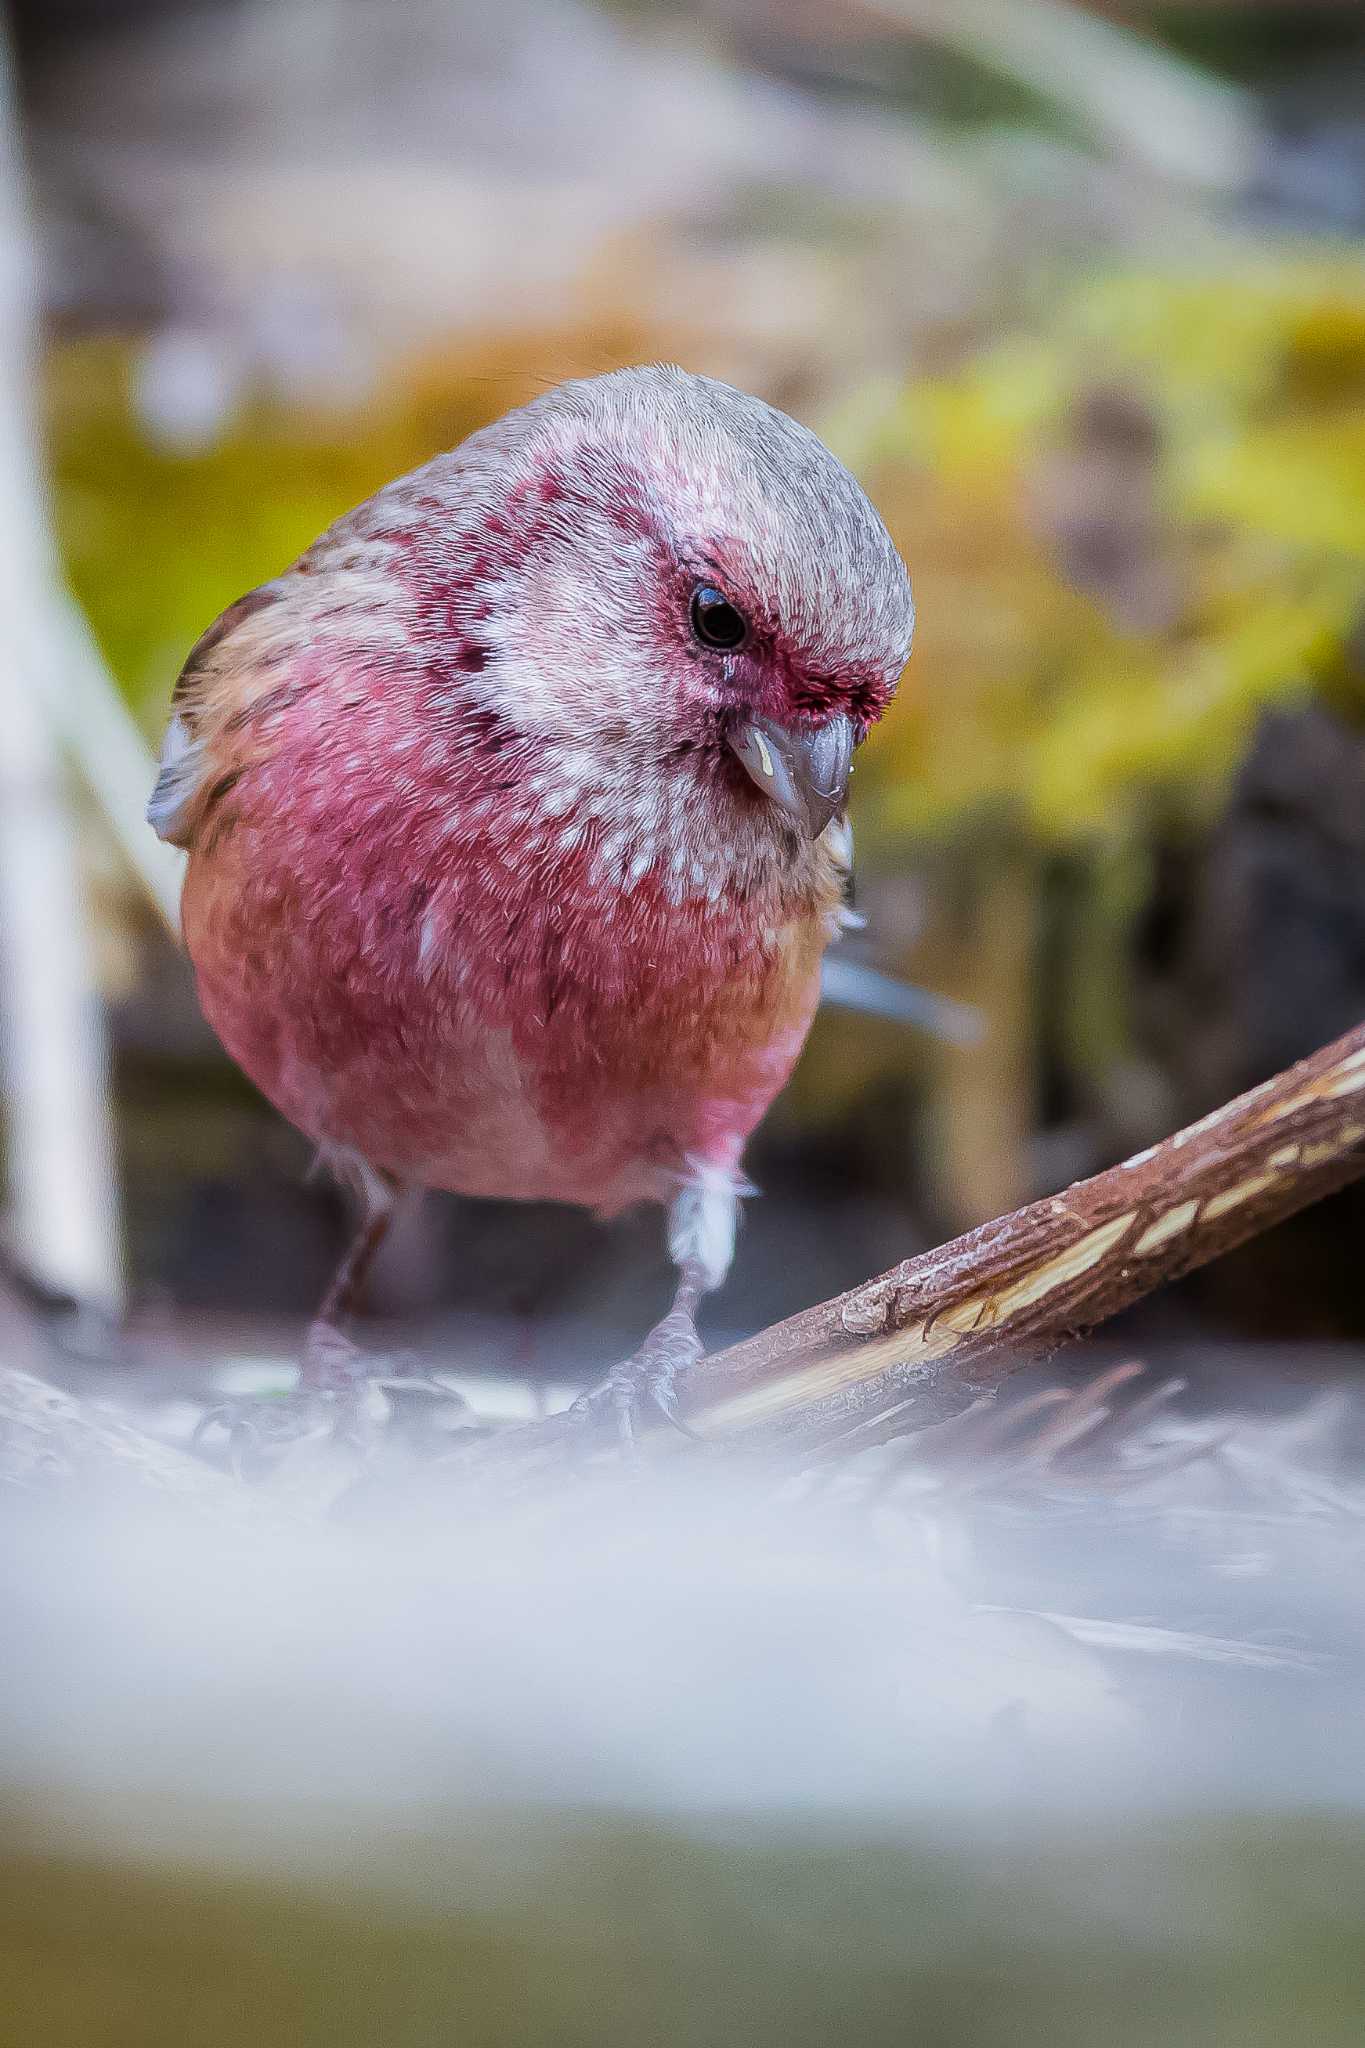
[147,584,284,848]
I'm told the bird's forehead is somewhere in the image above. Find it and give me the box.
[588,385,865,550]
[471,368,913,679]
[566,392,901,625]
[662,428,910,666]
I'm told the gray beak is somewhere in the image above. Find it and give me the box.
[726,712,855,840]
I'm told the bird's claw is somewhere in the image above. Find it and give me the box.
[640,1361,702,1439]
[192,1325,474,1480]
[578,1310,704,1447]
[191,1387,341,1481]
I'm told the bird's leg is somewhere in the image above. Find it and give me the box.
[298,1177,473,1450]
[582,1167,740,1442]
[195,1168,407,1472]
[602,1254,709,1439]
[299,1180,401,1392]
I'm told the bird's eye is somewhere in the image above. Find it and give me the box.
[690,584,748,651]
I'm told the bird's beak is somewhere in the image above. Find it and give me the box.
[726,712,855,840]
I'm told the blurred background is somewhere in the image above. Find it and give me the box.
[4,0,1365,1390]
[5,8,1365,2043]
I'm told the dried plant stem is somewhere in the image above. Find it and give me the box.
[679,1019,1365,1450]
[858,0,1260,191]
[0,1256,281,1521]
[2,1021,1364,1501]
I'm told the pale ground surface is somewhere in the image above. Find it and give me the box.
[4,1347,1365,2042]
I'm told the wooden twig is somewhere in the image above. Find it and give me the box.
[0,1258,281,1522]
[0,1360,292,1523]
[677,1019,1365,1450]
[47,595,187,936]
[1,1021,1363,1504]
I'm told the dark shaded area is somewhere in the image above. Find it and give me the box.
[1137,704,1365,1337]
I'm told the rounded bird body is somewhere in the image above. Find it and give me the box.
[179,678,834,1216]
[152,367,913,1395]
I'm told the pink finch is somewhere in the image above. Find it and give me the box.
[149,366,914,1430]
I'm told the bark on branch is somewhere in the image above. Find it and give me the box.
[2,1020,1364,1499]
[675,1018,1365,1452]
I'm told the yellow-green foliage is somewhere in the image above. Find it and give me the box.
[46,336,524,723]
[834,253,1365,854]
[6,1817,1365,2048]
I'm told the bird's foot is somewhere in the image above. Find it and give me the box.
[193,1322,470,1480]
[576,1305,704,1446]
[192,1382,342,1482]
[192,1323,369,1480]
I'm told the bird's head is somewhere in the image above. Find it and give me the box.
[405,365,915,841]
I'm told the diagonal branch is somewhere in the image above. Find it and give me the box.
[3,1021,1364,1502]
[676,1019,1365,1451]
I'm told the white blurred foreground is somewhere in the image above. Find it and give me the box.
[4,1381,1365,1857]
[4,1375,1365,2045]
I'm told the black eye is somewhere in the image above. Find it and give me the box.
[690,584,748,651]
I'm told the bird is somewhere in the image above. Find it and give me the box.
[148,365,914,1434]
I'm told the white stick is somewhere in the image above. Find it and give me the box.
[0,21,123,1307]
[857,0,1260,192]
[48,597,185,936]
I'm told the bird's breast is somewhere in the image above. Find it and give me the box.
[180,717,840,1207]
